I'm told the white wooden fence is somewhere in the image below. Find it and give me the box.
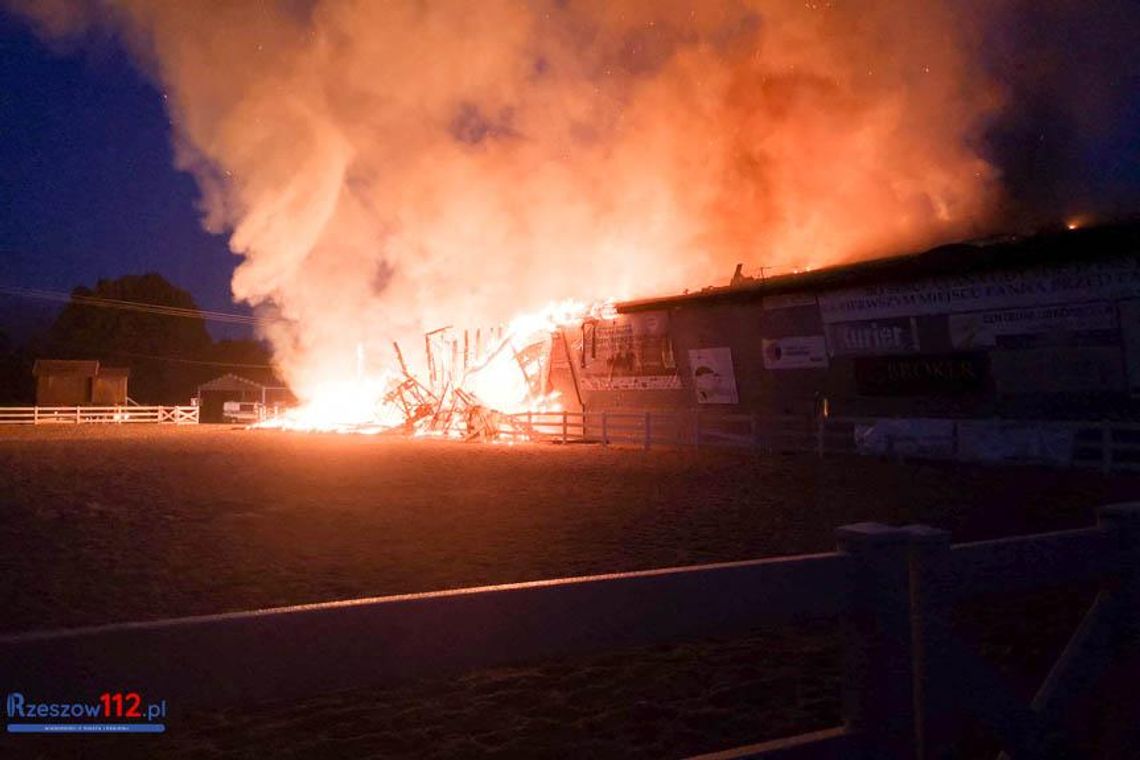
[2,504,1137,757]
[508,411,1140,474]
[0,405,199,425]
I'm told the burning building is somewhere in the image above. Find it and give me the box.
[553,222,1140,424]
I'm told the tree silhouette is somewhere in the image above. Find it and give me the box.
[45,274,212,404]
[0,328,34,404]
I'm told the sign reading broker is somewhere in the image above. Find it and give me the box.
[7,691,167,733]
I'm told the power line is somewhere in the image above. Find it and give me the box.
[0,284,271,326]
[106,350,276,369]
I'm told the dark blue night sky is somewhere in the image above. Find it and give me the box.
[0,11,246,337]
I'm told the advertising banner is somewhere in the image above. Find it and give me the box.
[818,260,1140,323]
[688,348,739,404]
[825,317,919,356]
[854,418,957,458]
[1121,300,1140,396]
[948,301,1117,349]
[761,336,829,369]
[578,311,682,391]
[854,353,989,396]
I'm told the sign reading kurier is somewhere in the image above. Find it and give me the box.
[825,317,919,356]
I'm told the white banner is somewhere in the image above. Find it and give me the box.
[818,260,1140,323]
[762,336,828,369]
[688,348,739,404]
[949,301,1116,348]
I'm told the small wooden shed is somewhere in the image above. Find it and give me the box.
[32,360,130,406]
[195,372,292,423]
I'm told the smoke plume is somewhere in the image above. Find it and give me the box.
[8,0,1005,395]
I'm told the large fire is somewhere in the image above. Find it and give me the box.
[258,299,615,437]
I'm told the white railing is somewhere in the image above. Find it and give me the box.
[0,405,199,425]
[508,410,1140,473]
[3,504,1136,757]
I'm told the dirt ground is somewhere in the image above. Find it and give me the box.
[1,425,1138,758]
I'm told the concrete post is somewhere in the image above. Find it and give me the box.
[1099,503,1140,641]
[836,522,917,759]
[903,525,957,760]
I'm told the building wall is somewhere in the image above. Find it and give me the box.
[91,376,128,405]
[35,374,91,406]
[575,252,1140,421]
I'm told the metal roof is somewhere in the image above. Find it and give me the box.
[617,222,1140,313]
[32,360,100,377]
[198,372,287,393]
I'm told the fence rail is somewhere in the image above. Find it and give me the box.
[2,503,1137,758]
[0,405,199,425]
[509,410,1140,473]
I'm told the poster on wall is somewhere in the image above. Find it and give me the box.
[761,336,829,369]
[688,348,739,404]
[578,311,682,391]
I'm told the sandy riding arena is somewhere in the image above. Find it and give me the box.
[2,425,1137,757]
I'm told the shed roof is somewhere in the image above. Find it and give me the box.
[33,360,100,377]
[198,372,287,393]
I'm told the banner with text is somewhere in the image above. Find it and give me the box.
[579,311,682,391]
[949,301,1117,349]
[762,336,829,370]
[818,260,1140,323]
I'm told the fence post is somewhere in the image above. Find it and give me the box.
[904,525,957,759]
[75,406,81,424]
[1099,503,1140,640]
[601,411,608,446]
[33,407,38,425]
[836,523,917,759]
[643,412,652,451]
[562,411,568,444]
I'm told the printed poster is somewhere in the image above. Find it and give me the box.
[688,348,739,404]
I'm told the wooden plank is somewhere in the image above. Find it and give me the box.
[948,527,1115,598]
[688,727,851,759]
[0,553,852,708]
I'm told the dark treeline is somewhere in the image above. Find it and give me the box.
[0,273,276,405]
